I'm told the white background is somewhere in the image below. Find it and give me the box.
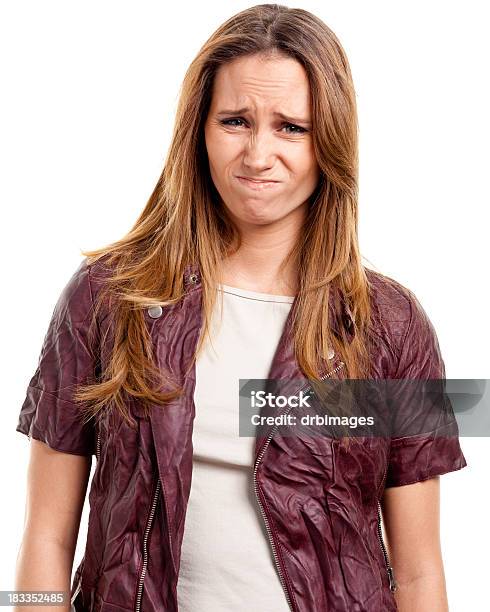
[1,1,488,610]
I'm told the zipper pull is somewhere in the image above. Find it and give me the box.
[387,566,397,592]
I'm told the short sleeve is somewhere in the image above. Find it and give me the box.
[384,289,467,488]
[15,258,99,456]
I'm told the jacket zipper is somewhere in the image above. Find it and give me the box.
[377,463,397,592]
[70,570,82,608]
[135,477,161,612]
[96,430,101,462]
[253,361,345,612]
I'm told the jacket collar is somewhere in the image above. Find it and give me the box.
[182,262,355,343]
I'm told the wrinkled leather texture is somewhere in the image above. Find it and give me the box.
[16,257,467,612]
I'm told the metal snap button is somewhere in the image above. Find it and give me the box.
[189,273,198,284]
[328,348,335,360]
[148,305,163,319]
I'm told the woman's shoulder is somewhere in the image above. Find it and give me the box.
[52,254,116,333]
[364,266,414,313]
[363,265,442,371]
[363,265,428,326]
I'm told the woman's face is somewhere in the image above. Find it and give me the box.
[204,53,320,229]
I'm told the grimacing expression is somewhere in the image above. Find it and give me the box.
[204,53,320,229]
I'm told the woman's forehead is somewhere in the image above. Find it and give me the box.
[209,55,311,115]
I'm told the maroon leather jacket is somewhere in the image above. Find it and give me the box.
[16,257,467,612]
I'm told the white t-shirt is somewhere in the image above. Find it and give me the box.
[176,283,294,612]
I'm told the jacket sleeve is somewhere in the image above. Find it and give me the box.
[384,289,467,488]
[15,258,99,456]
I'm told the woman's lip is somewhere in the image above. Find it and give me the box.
[235,176,281,190]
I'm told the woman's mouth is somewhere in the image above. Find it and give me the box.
[235,176,281,191]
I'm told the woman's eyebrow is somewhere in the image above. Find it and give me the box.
[216,107,312,127]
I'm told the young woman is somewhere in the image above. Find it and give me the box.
[15,4,467,612]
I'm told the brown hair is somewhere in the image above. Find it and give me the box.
[75,3,374,433]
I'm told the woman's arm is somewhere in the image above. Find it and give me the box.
[14,439,91,612]
[381,476,449,612]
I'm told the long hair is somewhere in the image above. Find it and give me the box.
[75,3,374,432]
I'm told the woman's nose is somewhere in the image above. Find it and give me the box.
[242,131,276,168]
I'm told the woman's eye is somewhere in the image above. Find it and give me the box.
[282,123,306,134]
[220,118,245,127]
[219,119,307,134]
